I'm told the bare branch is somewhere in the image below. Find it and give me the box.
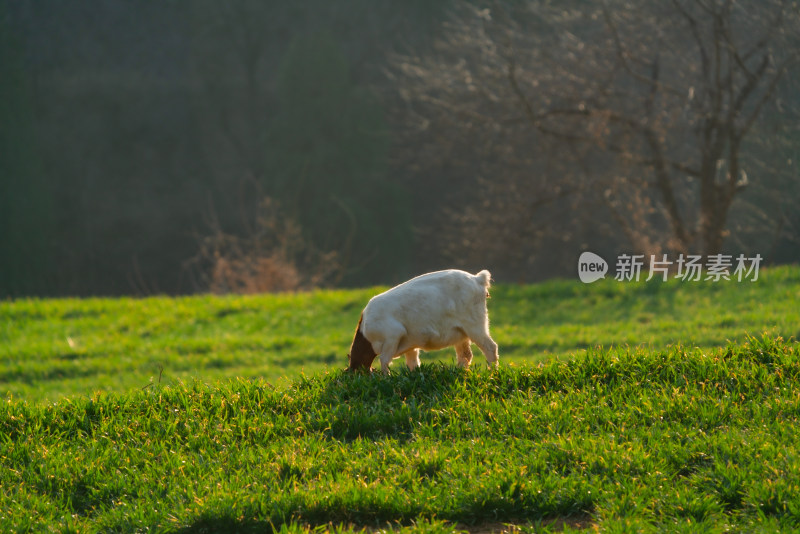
[671,0,710,85]
[737,54,799,139]
[602,6,683,98]
[505,46,538,126]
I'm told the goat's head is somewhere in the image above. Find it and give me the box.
[346,315,377,372]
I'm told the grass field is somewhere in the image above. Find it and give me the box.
[2,265,800,532]
[3,266,799,402]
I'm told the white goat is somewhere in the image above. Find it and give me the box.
[347,269,498,373]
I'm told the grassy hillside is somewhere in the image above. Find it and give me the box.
[2,265,799,402]
[2,266,800,532]
[3,336,800,532]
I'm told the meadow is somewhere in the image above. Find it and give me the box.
[2,265,799,532]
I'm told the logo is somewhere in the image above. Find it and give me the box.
[578,252,608,284]
[577,252,762,283]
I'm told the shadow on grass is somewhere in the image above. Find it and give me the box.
[308,363,471,442]
[173,507,593,534]
[0,363,102,385]
[172,515,273,534]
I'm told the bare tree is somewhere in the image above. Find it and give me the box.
[390,0,799,276]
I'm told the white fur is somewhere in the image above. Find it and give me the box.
[360,269,498,373]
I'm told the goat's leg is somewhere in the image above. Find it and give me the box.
[466,330,498,368]
[455,340,474,368]
[404,348,421,370]
[378,340,400,374]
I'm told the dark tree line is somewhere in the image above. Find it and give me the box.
[0,1,445,296]
[1,0,798,297]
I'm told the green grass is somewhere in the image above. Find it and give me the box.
[2,265,799,402]
[2,265,800,532]
[3,337,800,532]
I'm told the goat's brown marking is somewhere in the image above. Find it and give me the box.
[347,314,377,372]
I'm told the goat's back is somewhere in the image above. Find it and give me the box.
[363,269,489,330]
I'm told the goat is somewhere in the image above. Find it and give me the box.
[347,269,498,373]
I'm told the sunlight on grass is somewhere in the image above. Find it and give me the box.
[1,266,799,531]
[2,265,798,402]
[2,336,800,531]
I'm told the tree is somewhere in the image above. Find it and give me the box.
[391,0,799,277]
[188,2,430,287]
[267,31,412,285]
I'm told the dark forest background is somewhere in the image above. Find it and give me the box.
[1,0,798,297]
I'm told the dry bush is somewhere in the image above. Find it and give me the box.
[186,197,341,294]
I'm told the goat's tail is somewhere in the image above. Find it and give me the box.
[475,269,492,289]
